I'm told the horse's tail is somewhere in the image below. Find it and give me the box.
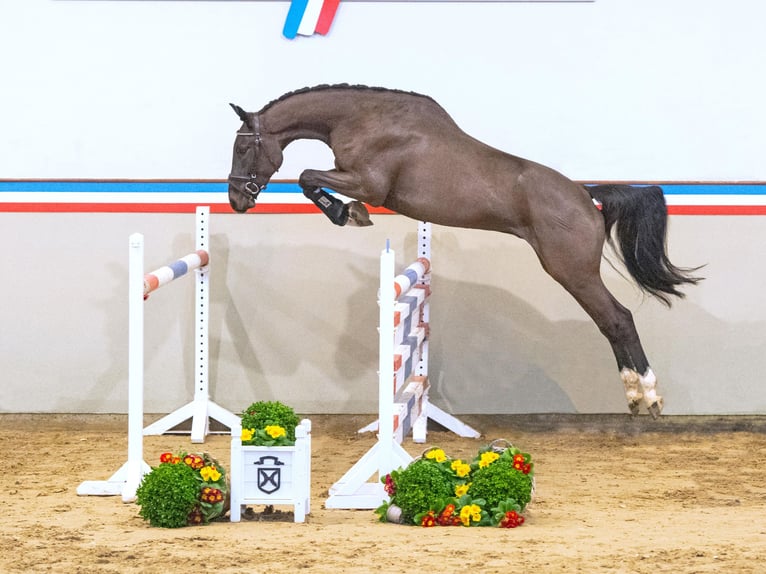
[587,184,703,306]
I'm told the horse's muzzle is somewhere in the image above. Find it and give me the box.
[228,181,257,213]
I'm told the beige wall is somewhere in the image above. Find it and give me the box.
[2,211,763,415]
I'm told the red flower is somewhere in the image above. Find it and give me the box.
[383,474,395,496]
[421,512,436,527]
[513,454,525,465]
[499,510,525,528]
[522,463,531,474]
[200,487,224,504]
[159,452,173,463]
[187,507,203,525]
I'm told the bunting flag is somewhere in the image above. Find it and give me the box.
[283,0,341,39]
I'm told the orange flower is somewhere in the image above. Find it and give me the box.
[441,503,456,518]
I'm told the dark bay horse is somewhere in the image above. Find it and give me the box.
[227,84,701,418]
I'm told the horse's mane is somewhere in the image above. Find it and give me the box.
[257,84,439,114]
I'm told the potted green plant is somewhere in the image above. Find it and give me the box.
[230,401,312,523]
[240,401,301,446]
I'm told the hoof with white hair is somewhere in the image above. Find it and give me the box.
[621,368,643,416]
[640,368,663,419]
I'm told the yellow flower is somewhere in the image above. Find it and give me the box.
[241,428,255,442]
[479,451,500,468]
[265,425,286,439]
[200,465,222,482]
[454,483,470,497]
[450,460,471,478]
[459,504,482,526]
[425,448,447,463]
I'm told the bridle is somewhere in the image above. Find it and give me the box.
[228,114,270,201]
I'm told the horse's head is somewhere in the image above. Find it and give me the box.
[227,103,283,213]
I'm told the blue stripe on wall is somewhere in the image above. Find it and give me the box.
[2,181,765,196]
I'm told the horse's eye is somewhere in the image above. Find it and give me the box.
[236,146,248,155]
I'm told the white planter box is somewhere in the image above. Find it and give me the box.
[230,419,312,523]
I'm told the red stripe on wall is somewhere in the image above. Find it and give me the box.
[0,202,397,214]
[667,205,766,216]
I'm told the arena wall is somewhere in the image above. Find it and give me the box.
[1,0,764,415]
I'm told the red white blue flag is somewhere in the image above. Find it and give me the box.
[283,0,341,39]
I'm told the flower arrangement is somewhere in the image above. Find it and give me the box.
[135,452,228,528]
[375,441,534,528]
[240,401,300,446]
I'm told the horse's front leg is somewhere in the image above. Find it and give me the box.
[299,169,373,227]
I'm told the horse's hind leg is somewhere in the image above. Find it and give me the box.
[571,282,663,418]
[530,226,663,417]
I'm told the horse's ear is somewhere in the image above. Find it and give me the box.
[229,103,252,126]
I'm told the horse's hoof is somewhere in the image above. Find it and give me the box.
[646,398,663,420]
[347,201,373,227]
[621,368,642,415]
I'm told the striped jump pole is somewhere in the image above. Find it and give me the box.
[143,250,210,297]
[77,206,238,503]
[326,221,479,510]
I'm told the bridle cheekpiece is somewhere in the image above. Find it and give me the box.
[228,114,267,200]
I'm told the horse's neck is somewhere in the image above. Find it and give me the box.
[263,97,337,148]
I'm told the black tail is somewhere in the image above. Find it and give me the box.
[587,184,703,306]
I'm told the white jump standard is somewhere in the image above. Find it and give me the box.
[77,207,238,502]
[326,221,479,510]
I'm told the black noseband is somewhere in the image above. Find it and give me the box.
[228,173,264,200]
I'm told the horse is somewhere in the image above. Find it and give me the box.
[227,84,701,418]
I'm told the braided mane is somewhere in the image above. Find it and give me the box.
[257,84,437,114]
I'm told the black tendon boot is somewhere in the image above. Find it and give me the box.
[304,188,349,226]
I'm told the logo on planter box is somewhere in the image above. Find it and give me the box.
[253,455,285,494]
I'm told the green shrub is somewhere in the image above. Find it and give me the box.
[240,401,300,443]
[135,463,200,528]
[468,458,533,510]
[389,458,455,523]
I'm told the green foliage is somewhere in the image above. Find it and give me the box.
[386,458,455,523]
[376,443,535,527]
[136,462,201,528]
[240,401,300,444]
[468,457,533,511]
